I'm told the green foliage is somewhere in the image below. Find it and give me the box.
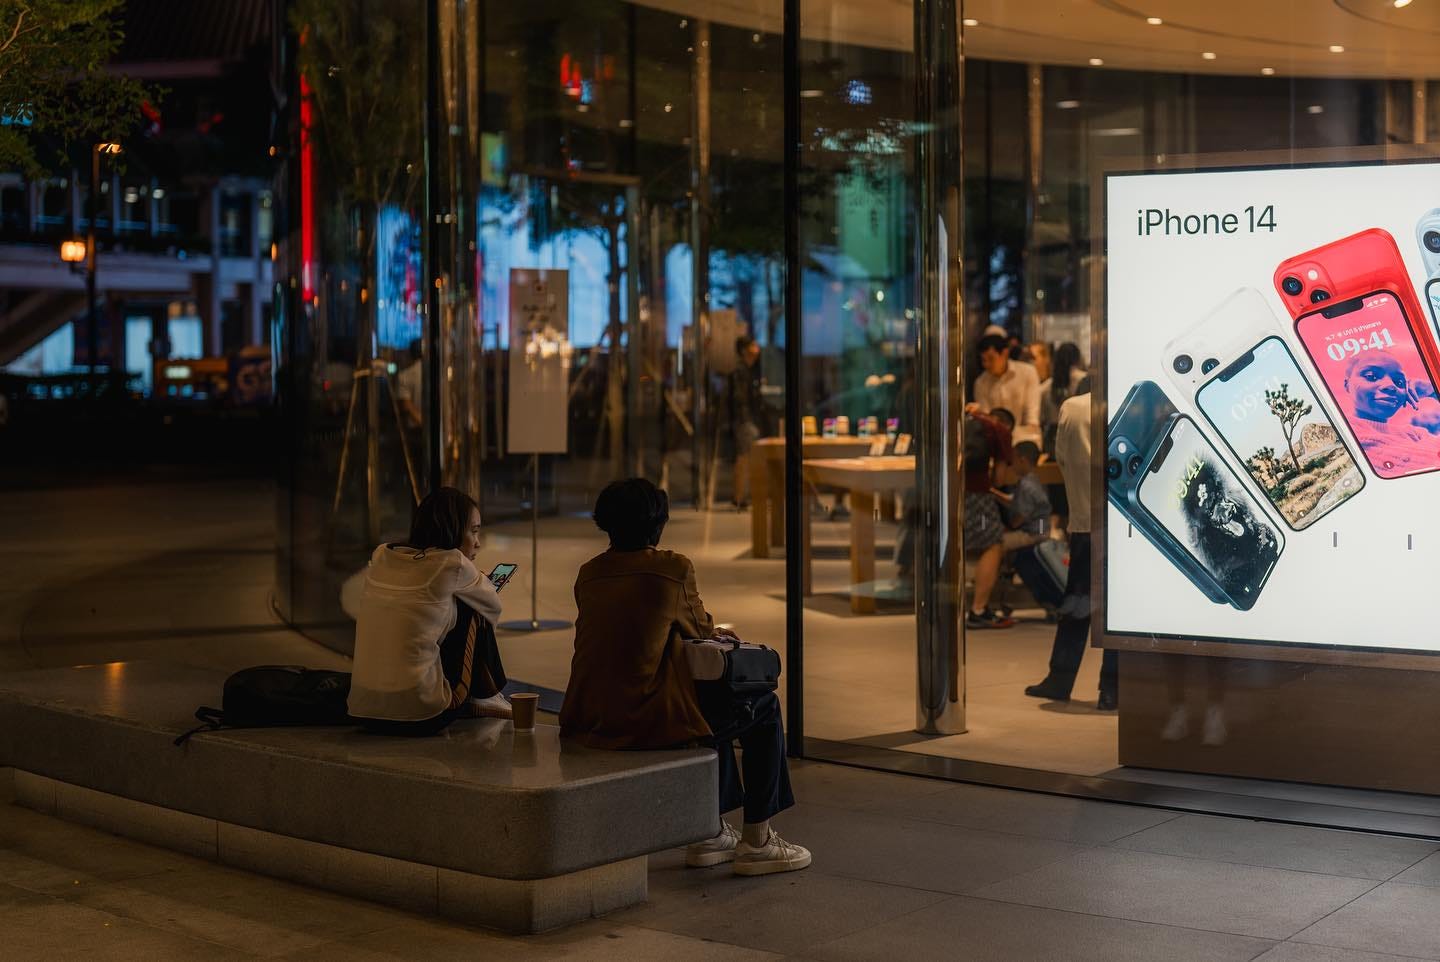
[290,0,423,221]
[1249,445,1283,482]
[0,0,151,176]
[1304,456,1327,471]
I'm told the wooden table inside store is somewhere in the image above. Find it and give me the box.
[798,456,1064,615]
[749,435,872,559]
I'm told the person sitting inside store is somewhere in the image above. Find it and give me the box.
[559,477,812,876]
[963,405,1016,629]
[348,487,511,735]
[993,440,1063,615]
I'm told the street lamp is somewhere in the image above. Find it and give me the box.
[86,141,122,379]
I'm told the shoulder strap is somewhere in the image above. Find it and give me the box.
[172,706,224,747]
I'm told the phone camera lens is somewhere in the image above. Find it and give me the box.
[1282,275,1304,296]
[1426,230,1440,254]
[1106,458,1122,480]
[1201,358,1219,374]
[1127,454,1144,475]
[1310,289,1330,303]
[1172,354,1193,374]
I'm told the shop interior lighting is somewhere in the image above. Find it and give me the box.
[1307,104,1325,114]
[800,89,824,98]
[1395,0,1412,8]
[1261,67,1276,76]
[962,18,979,27]
[1329,44,1345,53]
[1146,17,1163,25]
[1202,51,1217,60]
[1056,99,1080,109]
[1088,57,1104,66]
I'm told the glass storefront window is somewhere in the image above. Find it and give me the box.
[270,0,1440,819]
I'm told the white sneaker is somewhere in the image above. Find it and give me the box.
[686,822,741,867]
[733,830,812,876]
[468,693,512,719]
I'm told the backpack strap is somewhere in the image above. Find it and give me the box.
[172,706,224,747]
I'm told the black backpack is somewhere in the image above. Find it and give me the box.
[173,665,354,746]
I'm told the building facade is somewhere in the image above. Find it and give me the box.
[273,1,1440,812]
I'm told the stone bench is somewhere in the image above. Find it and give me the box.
[0,662,718,933]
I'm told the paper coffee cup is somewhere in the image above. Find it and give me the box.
[510,692,539,732]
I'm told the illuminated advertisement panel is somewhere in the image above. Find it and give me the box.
[1105,159,1440,653]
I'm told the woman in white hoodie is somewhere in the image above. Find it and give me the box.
[349,487,507,735]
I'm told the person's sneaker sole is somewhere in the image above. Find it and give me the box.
[685,848,737,868]
[733,850,813,876]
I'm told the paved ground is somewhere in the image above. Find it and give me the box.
[8,478,1440,959]
[8,760,1440,960]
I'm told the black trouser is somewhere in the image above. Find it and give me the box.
[1041,534,1117,697]
[698,688,795,825]
[360,601,505,737]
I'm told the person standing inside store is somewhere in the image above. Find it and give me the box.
[561,478,811,876]
[727,335,766,510]
[973,333,1042,443]
[1040,341,1086,455]
[1024,378,1117,709]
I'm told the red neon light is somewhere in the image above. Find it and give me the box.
[300,72,315,303]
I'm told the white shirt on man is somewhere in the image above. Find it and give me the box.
[348,545,502,720]
[974,359,1042,441]
[1055,392,1092,534]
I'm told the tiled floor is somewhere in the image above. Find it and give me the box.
[6,761,1440,960]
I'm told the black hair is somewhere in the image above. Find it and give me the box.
[977,333,1009,357]
[735,334,757,355]
[1014,440,1040,464]
[405,487,479,551]
[1074,375,1092,396]
[990,407,1016,430]
[1051,342,1083,405]
[593,478,669,551]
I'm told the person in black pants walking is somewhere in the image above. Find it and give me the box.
[1023,382,1118,710]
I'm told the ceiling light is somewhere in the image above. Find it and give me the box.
[1056,99,1080,109]
[1146,17,1163,25]
[1261,67,1276,76]
[1307,104,1325,114]
[1202,51,1217,60]
[1329,44,1345,53]
[963,18,979,27]
[1395,0,1413,8]
[1088,57,1104,66]
[800,89,823,99]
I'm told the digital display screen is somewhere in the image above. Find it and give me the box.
[1296,292,1440,479]
[1135,416,1283,609]
[1196,335,1363,528]
[1106,159,1440,653]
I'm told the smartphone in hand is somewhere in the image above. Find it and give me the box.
[488,563,518,592]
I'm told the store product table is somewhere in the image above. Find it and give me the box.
[798,456,1065,614]
[801,456,916,614]
[749,436,872,558]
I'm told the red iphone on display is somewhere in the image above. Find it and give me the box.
[1295,291,1440,479]
[1273,228,1440,380]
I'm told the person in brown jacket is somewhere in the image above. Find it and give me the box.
[560,478,810,877]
